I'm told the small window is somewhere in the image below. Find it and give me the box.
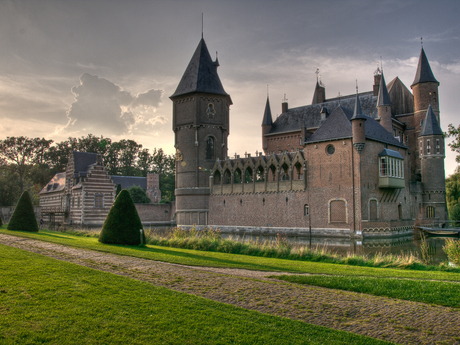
[426,206,435,218]
[419,140,423,155]
[398,204,402,220]
[304,204,309,216]
[207,103,215,118]
[95,194,103,208]
[436,139,440,154]
[206,136,214,160]
[326,145,335,155]
[427,139,431,154]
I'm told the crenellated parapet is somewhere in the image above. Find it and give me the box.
[210,150,307,195]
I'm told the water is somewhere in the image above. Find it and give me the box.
[145,226,457,264]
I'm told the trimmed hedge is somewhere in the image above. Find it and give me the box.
[99,190,144,245]
[7,191,38,232]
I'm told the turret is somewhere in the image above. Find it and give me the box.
[312,80,326,104]
[262,95,273,154]
[170,38,232,225]
[411,47,439,176]
[419,104,447,220]
[377,72,392,133]
[350,92,367,154]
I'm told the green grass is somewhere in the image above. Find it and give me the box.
[0,244,392,345]
[274,275,460,308]
[1,227,459,282]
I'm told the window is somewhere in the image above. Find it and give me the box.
[234,168,242,183]
[95,194,103,208]
[326,145,335,155]
[77,197,80,207]
[379,156,404,178]
[369,200,378,220]
[207,103,215,118]
[398,204,402,220]
[304,204,309,216]
[206,137,214,160]
[426,206,435,218]
[329,199,347,223]
[436,139,440,154]
[420,140,423,155]
[427,139,431,154]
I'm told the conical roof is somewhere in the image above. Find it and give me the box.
[351,93,367,120]
[377,73,391,106]
[170,38,230,99]
[420,104,443,136]
[411,47,439,87]
[262,96,273,126]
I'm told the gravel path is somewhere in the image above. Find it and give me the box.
[1,233,460,345]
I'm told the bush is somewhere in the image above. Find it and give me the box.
[0,216,3,226]
[99,190,145,245]
[443,238,460,266]
[7,191,38,232]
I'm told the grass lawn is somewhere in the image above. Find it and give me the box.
[1,227,460,309]
[274,274,460,308]
[0,244,392,345]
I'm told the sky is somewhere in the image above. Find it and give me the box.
[1,0,460,176]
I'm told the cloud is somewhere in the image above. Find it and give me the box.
[64,73,163,135]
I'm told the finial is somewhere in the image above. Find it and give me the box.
[201,13,204,38]
[421,37,423,47]
[380,56,383,72]
[283,94,288,102]
[315,68,320,82]
[267,84,269,97]
[356,80,358,94]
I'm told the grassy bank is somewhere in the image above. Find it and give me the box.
[0,244,391,345]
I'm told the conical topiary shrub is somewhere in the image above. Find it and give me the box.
[7,191,38,232]
[99,189,145,245]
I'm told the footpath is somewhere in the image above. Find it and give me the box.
[1,233,460,345]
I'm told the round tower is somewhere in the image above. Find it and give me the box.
[351,92,367,154]
[419,104,447,221]
[411,48,440,138]
[170,38,232,226]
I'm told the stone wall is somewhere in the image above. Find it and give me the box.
[135,203,175,224]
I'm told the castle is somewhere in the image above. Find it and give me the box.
[171,38,447,238]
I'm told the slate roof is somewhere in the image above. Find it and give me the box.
[379,148,404,159]
[111,176,147,190]
[420,104,443,136]
[170,38,230,99]
[39,172,66,194]
[73,151,98,178]
[262,96,273,126]
[351,92,368,120]
[306,103,406,148]
[377,73,391,106]
[267,91,377,135]
[411,47,439,87]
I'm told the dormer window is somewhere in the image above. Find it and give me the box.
[378,149,405,189]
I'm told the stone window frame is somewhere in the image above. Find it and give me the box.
[436,139,440,154]
[426,206,435,218]
[368,198,379,221]
[426,139,431,155]
[328,198,348,224]
[94,193,104,208]
[304,204,309,216]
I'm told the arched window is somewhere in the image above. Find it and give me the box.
[234,168,242,184]
[244,167,253,183]
[268,164,276,182]
[280,163,289,181]
[294,162,303,180]
[206,137,214,160]
[223,169,231,184]
[213,170,221,185]
[329,199,347,223]
[256,166,265,182]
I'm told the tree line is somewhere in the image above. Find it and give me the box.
[0,134,175,206]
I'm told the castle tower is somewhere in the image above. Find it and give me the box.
[261,95,273,154]
[419,104,447,221]
[411,47,439,177]
[170,38,232,226]
[377,72,392,133]
[350,92,367,154]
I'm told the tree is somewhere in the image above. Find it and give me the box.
[127,186,151,203]
[0,168,21,206]
[446,166,460,219]
[0,136,49,195]
[137,148,153,177]
[7,191,38,232]
[447,124,460,163]
[99,190,144,245]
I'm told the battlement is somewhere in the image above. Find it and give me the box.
[210,150,307,195]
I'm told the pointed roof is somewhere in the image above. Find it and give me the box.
[311,81,325,104]
[351,93,367,120]
[420,104,443,136]
[170,38,230,99]
[262,96,273,126]
[411,47,439,87]
[377,73,391,106]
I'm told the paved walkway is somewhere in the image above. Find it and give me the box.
[1,233,460,345]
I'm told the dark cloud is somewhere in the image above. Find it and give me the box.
[64,73,162,135]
